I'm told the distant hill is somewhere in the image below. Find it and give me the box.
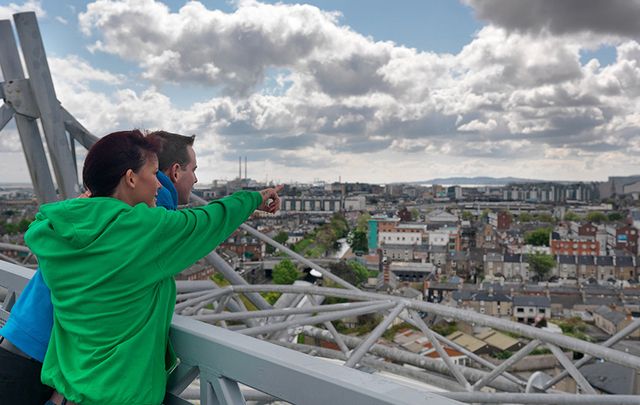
[411,176,546,186]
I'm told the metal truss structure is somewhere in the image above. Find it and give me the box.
[1,11,640,405]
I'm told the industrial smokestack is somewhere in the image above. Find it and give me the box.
[238,156,242,180]
[244,156,247,180]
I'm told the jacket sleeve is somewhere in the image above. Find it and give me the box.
[147,190,262,278]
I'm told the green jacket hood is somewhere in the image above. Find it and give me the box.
[26,198,133,250]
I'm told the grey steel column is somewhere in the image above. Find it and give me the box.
[0,104,14,130]
[204,251,272,310]
[13,12,79,199]
[409,310,471,390]
[209,376,247,405]
[62,107,98,148]
[0,19,56,203]
[238,301,396,337]
[307,294,350,355]
[471,339,540,391]
[546,343,596,394]
[542,317,640,390]
[344,303,405,368]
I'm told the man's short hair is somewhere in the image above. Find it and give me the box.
[147,130,196,171]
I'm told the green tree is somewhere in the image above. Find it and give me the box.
[17,218,32,233]
[348,230,368,253]
[564,211,581,221]
[267,230,289,254]
[460,210,473,221]
[527,252,555,281]
[480,208,490,221]
[410,208,420,221]
[586,211,607,223]
[348,261,370,285]
[356,212,371,232]
[328,260,368,286]
[534,213,555,223]
[329,213,349,238]
[524,227,552,246]
[273,259,300,284]
[518,212,533,222]
[607,212,624,222]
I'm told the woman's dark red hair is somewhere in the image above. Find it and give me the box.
[83,130,161,197]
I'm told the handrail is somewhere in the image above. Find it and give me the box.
[0,259,462,404]
[168,314,462,404]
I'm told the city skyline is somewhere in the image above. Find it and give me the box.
[2,1,640,185]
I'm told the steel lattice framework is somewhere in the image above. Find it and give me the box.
[0,11,639,405]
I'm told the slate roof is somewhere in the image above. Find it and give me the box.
[594,305,628,325]
[577,256,595,265]
[616,256,634,267]
[513,295,551,308]
[557,255,576,265]
[582,362,637,395]
[503,254,522,263]
[585,296,622,307]
[596,256,614,266]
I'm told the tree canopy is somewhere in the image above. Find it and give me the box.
[328,260,369,286]
[527,252,555,281]
[607,212,624,222]
[266,230,289,254]
[585,211,607,223]
[524,227,552,246]
[348,230,368,254]
[356,212,371,232]
[564,211,581,221]
[273,259,300,284]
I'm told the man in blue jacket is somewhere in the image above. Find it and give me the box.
[0,130,199,404]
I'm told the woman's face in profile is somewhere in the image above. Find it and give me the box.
[131,154,161,207]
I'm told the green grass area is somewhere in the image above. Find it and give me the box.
[493,350,513,360]
[551,317,592,342]
[334,315,382,336]
[530,347,551,355]
[431,322,458,337]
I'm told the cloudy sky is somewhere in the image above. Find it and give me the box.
[2,0,640,185]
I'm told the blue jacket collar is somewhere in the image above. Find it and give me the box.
[156,171,178,210]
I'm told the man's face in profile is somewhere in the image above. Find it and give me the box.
[175,145,198,205]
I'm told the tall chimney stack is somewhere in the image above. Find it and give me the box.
[238,156,242,180]
[244,156,247,180]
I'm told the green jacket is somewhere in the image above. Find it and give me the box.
[25,191,262,405]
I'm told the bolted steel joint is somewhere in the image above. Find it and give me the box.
[1,78,39,119]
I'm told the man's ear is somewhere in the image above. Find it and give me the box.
[168,162,181,182]
[124,169,136,189]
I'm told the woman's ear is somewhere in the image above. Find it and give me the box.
[124,168,136,189]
